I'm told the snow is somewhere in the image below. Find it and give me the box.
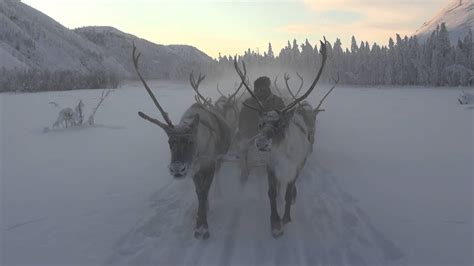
[416,0,473,43]
[1,83,473,265]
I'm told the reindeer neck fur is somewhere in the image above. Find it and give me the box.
[296,102,317,136]
[267,111,311,184]
[180,103,231,169]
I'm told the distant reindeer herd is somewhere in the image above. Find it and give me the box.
[132,38,337,239]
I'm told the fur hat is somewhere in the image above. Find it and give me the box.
[254,76,271,90]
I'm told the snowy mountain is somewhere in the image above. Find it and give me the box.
[0,0,214,80]
[415,0,473,44]
[0,0,127,75]
[74,26,215,79]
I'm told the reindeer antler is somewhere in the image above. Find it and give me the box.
[227,68,247,104]
[133,42,174,128]
[295,72,304,97]
[314,73,339,114]
[190,72,212,107]
[234,56,265,111]
[283,73,297,101]
[284,72,304,105]
[273,74,284,97]
[282,37,328,113]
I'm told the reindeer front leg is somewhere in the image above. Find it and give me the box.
[267,166,283,238]
[282,181,296,225]
[192,162,215,239]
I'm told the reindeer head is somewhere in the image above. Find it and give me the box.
[133,44,205,179]
[234,38,331,153]
[164,115,200,178]
[254,109,295,151]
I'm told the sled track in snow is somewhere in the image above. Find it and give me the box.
[106,154,403,266]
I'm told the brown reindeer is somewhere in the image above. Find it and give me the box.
[133,44,231,239]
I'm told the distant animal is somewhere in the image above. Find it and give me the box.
[133,44,232,239]
[48,101,59,108]
[458,90,474,105]
[52,100,85,128]
[234,39,334,238]
[53,108,76,128]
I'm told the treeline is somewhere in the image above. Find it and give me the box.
[0,68,120,92]
[214,23,473,87]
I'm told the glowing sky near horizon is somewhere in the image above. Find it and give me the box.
[22,0,446,58]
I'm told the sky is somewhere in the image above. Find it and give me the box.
[22,0,447,58]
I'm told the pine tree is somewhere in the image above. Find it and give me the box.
[267,42,274,59]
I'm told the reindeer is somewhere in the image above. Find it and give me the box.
[213,82,245,133]
[133,44,232,239]
[234,39,333,238]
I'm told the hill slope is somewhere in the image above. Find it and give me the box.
[416,0,473,44]
[0,0,127,75]
[74,26,215,80]
[0,1,214,80]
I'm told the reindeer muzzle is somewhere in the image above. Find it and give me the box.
[255,136,272,152]
[169,162,188,179]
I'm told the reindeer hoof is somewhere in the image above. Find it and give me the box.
[271,219,284,238]
[194,226,210,240]
[282,215,292,225]
[194,231,201,239]
[271,227,284,238]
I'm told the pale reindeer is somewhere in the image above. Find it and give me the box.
[234,39,334,237]
[133,44,232,239]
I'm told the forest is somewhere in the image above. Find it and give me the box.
[216,23,473,87]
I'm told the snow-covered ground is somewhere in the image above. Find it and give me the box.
[1,83,472,265]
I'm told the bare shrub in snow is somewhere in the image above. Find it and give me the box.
[87,89,113,125]
[74,100,84,125]
[47,89,113,130]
